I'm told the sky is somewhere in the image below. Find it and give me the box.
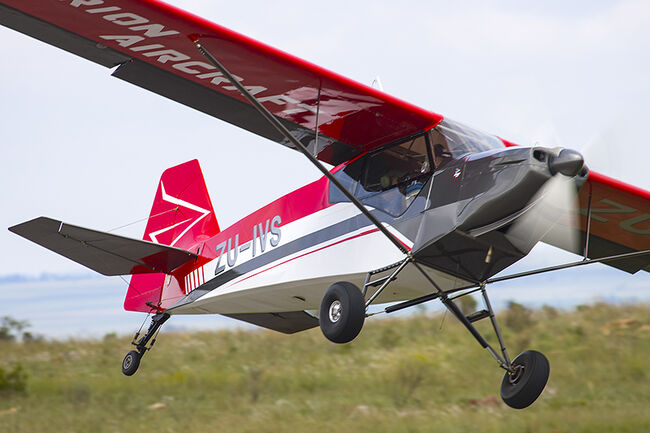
[0,0,649,336]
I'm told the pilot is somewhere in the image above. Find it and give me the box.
[379,168,403,191]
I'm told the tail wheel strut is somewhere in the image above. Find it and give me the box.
[121,312,169,376]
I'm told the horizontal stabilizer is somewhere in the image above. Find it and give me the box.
[9,217,197,276]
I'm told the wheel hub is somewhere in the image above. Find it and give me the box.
[508,364,525,384]
[329,300,342,323]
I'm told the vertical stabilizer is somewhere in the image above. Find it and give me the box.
[124,160,219,312]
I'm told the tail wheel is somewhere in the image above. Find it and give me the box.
[500,350,550,409]
[122,350,142,376]
[319,282,365,343]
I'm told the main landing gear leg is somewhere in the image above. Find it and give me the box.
[413,263,550,409]
[319,258,412,344]
[122,313,170,376]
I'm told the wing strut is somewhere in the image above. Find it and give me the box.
[190,36,409,255]
[313,85,322,157]
[373,248,650,317]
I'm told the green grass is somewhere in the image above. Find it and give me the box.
[1,302,650,433]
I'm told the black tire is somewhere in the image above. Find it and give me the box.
[319,282,365,344]
[122,350,141,376]
[500,350,550,409]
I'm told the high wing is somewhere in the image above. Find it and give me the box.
[2,1,648,273]
[9,217,197,276]
[0,0,441,166]
[542,172,650,274]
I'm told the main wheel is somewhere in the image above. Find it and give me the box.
[122,350,142,376]
[500,350,550,409]
[319,282,365,343]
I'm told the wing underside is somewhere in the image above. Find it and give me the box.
[0,1,441,166]
[542,171,650,273]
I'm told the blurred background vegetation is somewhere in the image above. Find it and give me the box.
[1,302,650,433]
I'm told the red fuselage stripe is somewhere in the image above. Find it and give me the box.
[232,228,381,286]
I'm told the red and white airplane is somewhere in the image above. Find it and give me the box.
[3,0,649,409]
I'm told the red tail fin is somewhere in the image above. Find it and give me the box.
[124,160,219,312]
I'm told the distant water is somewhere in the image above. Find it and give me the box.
[1,255,648,339]
[0,274,250,339]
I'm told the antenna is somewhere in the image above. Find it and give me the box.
[371,76,384,91]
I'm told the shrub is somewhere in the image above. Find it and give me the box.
[387,353,433,407]
[457,295,478,315]
[504,301,535,330]
[0,363,28,394]
[0,316,29,341]
[0,316,41,342]
[378,326,402,350]
[541,304,559,319]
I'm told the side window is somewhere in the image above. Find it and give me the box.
[328,157,364,204]
[329,134,433,216]
[358,135,430,198]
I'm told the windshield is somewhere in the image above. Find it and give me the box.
[328,121,503,215]
[430,118,504,160]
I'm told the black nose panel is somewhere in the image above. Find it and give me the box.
[411,147,555,282]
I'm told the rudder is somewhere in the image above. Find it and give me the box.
[124,159,219,312]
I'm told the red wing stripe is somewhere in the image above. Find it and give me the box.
[1,0,442,163]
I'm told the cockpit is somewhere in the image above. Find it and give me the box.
[329,118,505,216]
[432,118,505,158]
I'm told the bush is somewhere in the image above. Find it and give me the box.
[0,363,28,394]
[457,295,478,315]
[0,316,41,342]
[504,301,535,329]
[386,353,433,407]
[378,326,402,350]
[0,316,29,341]
[541,304,559,319]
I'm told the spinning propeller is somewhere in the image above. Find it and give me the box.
[507,147,586,255]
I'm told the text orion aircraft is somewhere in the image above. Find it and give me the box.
[3,0,649,409]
